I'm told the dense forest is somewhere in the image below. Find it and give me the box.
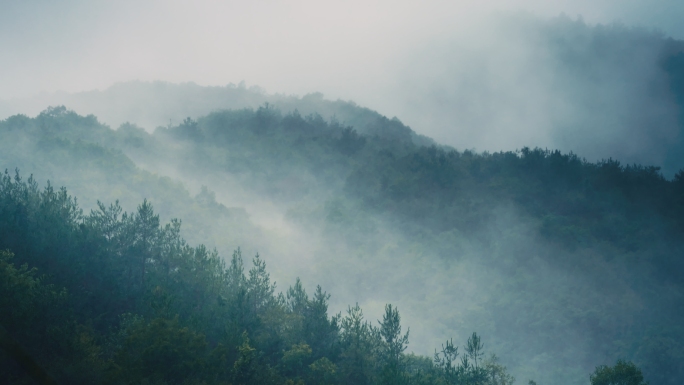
[1,99,682,384]
[0,169,521,385]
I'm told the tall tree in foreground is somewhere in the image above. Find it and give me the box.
[379,304,409,385]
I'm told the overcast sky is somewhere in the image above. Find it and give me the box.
[3,0,684,164]
[1,0,681,100]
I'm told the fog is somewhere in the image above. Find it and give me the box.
[3,0,684,174]
[4,1,683,99]
[2,1,684,384]
[387,14,684,174]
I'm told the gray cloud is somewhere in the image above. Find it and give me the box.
[384,14,684,174]
[2,0,683,99]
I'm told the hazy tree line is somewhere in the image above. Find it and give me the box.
[0,104,675,383]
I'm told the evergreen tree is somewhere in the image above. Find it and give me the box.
[590,360,649,385]
[378,304,409,385]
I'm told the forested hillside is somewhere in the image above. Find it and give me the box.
[0,171,516,384]
[1,104,682,384]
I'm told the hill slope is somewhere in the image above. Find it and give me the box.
[1,105,683,384]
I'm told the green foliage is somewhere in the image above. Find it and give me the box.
[590,360,648,385]
[339,304,379,385]
[379,304,410,385]
[232,332,259,384]
[309,357,338,385]
[108,316,209,385]
[432,335,509,385]
[483,355,515,385]
[0,172,522,384]
[434,339,460,384]
[282,343,313,378]
[231,331,280,385]
[1,101,679,384]
[0,250,104,384]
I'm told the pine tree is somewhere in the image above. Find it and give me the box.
[379,304,409,385]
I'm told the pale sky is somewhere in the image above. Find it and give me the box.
[2,0,684,167]
[1,0,681,100]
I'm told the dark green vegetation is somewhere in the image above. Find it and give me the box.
[590,360,648,385]
[3,80,684,384]
[0,171,515,384]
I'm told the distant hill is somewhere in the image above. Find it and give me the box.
[0,81,434,147]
